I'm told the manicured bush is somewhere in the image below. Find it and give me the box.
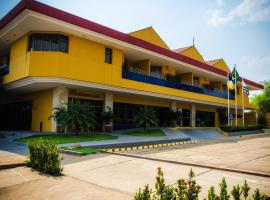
[26,138,63,175]
[134,168,270,200]
[219,125,263,132]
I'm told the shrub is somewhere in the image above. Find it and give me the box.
[220,178,230,200]
[219,125,263,132]
[134,168,270,200]
[208,186,219,200]
[133,106,158,131]
[26,138,63,175]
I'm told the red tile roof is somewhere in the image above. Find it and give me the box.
[0,0,264,89]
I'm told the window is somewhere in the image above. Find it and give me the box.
[105,47,112,64]
[29,34,68,53]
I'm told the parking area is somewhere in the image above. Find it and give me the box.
[0,132,269,199]
[119,133,270,174]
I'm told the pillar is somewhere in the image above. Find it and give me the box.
[171,102,177,111]
[104,93,113,112]
[51,86,68,132]
[191,104,196,127]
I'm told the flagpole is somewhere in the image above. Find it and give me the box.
[242,77,245,126]
[234,65,238,126]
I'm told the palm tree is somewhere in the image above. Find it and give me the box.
[50,100,96,134]
[133,106,158,131]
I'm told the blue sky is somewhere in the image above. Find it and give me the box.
[1,0,270,86]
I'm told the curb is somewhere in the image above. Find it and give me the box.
[108,152,270,178]
[58,149,85,156]
[0,163,25,170]
[103,140,199,153]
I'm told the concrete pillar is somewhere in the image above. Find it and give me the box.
[51,86,68,132]
[104,93,113,112]
[191,104,196,127]
[171,102,177,111]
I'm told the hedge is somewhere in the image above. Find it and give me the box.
[219,125,263,133]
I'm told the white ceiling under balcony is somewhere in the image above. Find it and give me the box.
[1,9,227,83]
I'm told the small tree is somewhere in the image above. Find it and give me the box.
[208,186,219,200]
[241,180,250,200]
[231,185,242,200]
[219,178,230,200]
[50,100,96,134]
[135,184,152,200]
[133,106,158,131]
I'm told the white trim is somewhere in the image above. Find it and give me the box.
[4,76,241,108]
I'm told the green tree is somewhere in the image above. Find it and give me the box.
[252,81,270,113]
[133,106,158,131]
[50,100,96,134]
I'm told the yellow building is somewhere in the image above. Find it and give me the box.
[0,0,263,132]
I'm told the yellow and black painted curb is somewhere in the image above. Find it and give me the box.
[103,140,199,153]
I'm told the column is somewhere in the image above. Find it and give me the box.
[191,104,196,127]
[51,86,68,132]
[171,102,177,111]
[104,93,113,112]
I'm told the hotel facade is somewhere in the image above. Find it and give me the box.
[0,0,263,132]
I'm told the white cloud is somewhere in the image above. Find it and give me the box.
[238,54,270,83]
[207,0,270,27]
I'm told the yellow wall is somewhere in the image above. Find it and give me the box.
[210,81,222,90]
[212,59,230,73]
[132,59,150,74]
[3,35,29,83]
[31,89,53,132]
[180,72,193,84]
[162,65,176,76]
[178,46,205,63]
[114,94,170,107]
[3,32,254,110]
[0,89,53,132]
[129,27,170,50]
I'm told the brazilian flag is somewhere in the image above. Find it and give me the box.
[231,66,240,84]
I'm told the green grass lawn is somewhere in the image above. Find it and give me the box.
[122,129,166,137]
[15,133,118,144]
[60,146,101,155]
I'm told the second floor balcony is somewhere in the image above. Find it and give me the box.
[122,67,234,100]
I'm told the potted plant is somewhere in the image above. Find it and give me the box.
[100,107,114,132]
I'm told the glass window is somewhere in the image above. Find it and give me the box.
[29,34,68,53]
[105,47,112,64]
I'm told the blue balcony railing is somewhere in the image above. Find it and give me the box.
[0,64,9,76]
[122,70,234,100]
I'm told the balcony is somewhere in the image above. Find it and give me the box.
[0,64,9,76]
[122,68,234,100]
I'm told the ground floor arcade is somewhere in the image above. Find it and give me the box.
[0,86,254,132]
